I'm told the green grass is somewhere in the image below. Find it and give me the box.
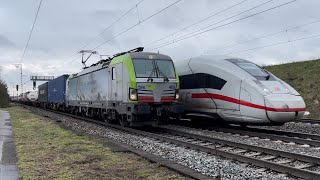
[5,106,187,180]
[266,59,320,119]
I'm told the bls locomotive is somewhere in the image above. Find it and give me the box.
[65,47,183,126]
[176,55,306,125]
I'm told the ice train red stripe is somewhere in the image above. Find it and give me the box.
[192,93,306,112]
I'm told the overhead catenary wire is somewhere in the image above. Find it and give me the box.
[79,0,145,50]
[147,0,274,50]
[19,0,43,64]
[148,0,273,50]
[44,0,182,76]
[91,0,183,50]
[222,33,320,55]
[44,0,146,75]
[144,0,249,47]
[149,0,297,51]
[203,19,320,54]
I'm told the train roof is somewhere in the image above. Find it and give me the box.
[129,51,172,60]
[70,49,173,78]
[176,55,256,80]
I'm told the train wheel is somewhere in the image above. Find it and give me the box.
[120,115,129,127]
[240,124,247,128]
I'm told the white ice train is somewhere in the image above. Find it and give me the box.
[176,55,306,125]
[18,91,38,105]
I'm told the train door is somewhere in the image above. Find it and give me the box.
[111,64,123,102]
[111,66,117,102]
[116,63,123,101]
[240,79,266,122]
[240,80,251,119]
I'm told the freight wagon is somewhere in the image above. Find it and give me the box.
[48,74,69,110]
[38,82,48,107]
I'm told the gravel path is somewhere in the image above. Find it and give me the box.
[27,107,296,180]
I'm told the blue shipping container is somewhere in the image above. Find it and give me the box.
[48,74,69,103]
[38,82,48,103]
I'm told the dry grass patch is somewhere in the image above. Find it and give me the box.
[6,106,187,180]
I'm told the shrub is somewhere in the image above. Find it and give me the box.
[0,80,10,108]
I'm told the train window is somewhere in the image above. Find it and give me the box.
[180,73,226,90]
[156,60,176,78]
[133,59,156,78]
[112,67,116,80]
[236,63,268,77]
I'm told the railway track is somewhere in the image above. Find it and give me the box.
[23,106,212,180]
[28,106,320,179]
[294,119,320,125]
[210,125,320,148]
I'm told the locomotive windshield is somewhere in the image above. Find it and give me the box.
[133,59,176,78]
[236,62,269,77]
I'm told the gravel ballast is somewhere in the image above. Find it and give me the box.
[252,122,320,135]
[166,125,320,158]
[26,107,296,180]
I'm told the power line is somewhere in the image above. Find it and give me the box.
[44,0,146,75]
[80,0,145,50]
[19,0,43,64]
[223,34,320,55]
[203,19,320,54]
[147,0,274,50]
[149,0,296,51]
[91,0,183,50]
[144,0,249,47]
[23,80,31,85]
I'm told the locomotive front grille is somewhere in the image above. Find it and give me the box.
[137,89,175,102]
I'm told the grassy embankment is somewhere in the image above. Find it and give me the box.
[5,105,186,180]
[266,59,320,119]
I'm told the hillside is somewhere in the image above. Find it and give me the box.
[266,59,320,119]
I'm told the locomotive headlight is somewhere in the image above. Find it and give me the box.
[175,89,180,100]
[129,88,137,101]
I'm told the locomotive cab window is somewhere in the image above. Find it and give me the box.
[112,67,116,80]
[133,59,155,78]
[156,60,176,79]
[236,63,268,77]
[132,59,176,78]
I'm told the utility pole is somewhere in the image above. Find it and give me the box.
[14,63,23,94]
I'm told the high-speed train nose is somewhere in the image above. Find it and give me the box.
[264,94,306,122]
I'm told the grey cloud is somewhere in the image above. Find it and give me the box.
[1,0,320,90]
[0,35,15,48]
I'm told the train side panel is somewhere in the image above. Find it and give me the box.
[48,75,69,103]
[67,67,109,108]
[38,82,48,104]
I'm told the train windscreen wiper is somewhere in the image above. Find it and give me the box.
[147,61,157,82]
[157,68,169,82]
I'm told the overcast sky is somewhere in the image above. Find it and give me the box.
[1,0,319,95]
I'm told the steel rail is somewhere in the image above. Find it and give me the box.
[159,127,320,179]
[295,119,320,124]
[212,126,320,147]
[27,106,320,179]
[24,106,214,180]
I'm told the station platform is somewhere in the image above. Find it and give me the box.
[0,110,19,180]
